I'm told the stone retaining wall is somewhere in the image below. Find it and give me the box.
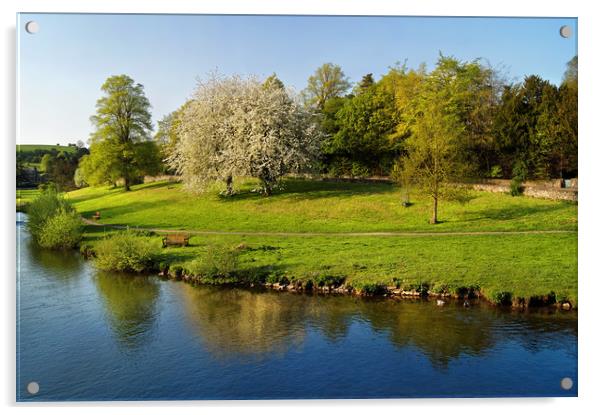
[469,179,578,202]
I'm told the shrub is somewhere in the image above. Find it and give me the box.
[356,282,387,296]
[315,274,345,287]
[38,209,83,249]
[351,162,370,178]
[510,160,528,196]
[488,165,503,178]
[492,291,513,306]
[185,244,240,278]
[26,188,75,243]
[79,243,95,258]
[171,265,184,278]
[94,231,160,272]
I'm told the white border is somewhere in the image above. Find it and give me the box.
[3,1,601,414]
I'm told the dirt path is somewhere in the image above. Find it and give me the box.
[81,218,576,238]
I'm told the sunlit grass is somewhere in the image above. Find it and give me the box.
[70,178,578,306]
[67,178,577,233]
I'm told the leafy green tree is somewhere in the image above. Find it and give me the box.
[379,63,426,143]
[493,75,563,179]
[356,73,375,92]
[39,153,54,172]
[325,83,400,175]
[556,56,578,177]
[263,73,285,90]
[87,75,156,190]
[563,56,577,89]
[155,101,192,169]
[401,58,471,224]
[303,63,351,109]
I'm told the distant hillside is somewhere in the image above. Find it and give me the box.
[17,144,78,154]
[16,143,88,189]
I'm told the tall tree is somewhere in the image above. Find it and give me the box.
[563,56,578,89]
[401,58,470,224]
[556,56,578,177]
[168,73,321,196]
[88,75,155,191]
[325,82,400,175]
[303,63,351,109]
[357,73,375,92]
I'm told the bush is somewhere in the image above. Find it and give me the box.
[94,231,160,272]
[510,160,528,197]
[315,274,345,287]
[492,291,513,306]
[351,162,370,178]
[38,209,83,249]
[26,188,76,243]
[489,165,503,178]
[185,244,240,278]
[356,282,387,296]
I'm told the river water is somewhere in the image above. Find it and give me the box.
[16,213,577,400]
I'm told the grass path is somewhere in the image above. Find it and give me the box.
[82,217,575,237]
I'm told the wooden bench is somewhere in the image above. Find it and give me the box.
[162,233,190,247]
[92,211,101,220]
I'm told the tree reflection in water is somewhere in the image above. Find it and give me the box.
[179,285,577,368]
[94,272,160,349]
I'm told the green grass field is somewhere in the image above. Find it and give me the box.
[16,188,40,211]
[67,178,577,233]
[17,144,77,153]
[65,178,578,306]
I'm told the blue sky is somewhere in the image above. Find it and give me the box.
[17,14,577,145]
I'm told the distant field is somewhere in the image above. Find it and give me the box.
[16,188,40,210]
[17,144,77,153]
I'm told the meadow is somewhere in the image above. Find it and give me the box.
[17,144,77,153]
[66,178,578,306]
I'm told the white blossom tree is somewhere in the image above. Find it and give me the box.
[168,73,321,196]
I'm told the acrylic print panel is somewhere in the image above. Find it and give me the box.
[16,13,578,401]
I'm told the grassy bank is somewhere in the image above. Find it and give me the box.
[16,188,40,211]
[67,178,577,233]
[64,178,578,307]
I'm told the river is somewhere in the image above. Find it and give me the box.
[16,213,577,400]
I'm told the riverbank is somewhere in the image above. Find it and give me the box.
[79,223,577,310]
[61,177,577,310]
[157,264,573,311]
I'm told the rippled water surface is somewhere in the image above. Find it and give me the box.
[16,214,577,400]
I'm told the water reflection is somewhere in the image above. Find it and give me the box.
[18,218,84,280]
[179,285,577,368]
[94,272,160,349]
[180,285,307,359]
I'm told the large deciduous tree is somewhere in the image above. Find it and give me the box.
[303,63,351,110]
[168,73,321,196]
[85,75,160,190]
[400,57,470,224]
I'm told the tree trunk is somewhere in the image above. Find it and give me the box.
[225,175,233,196]
[430,195,438,224]
[261,178,272,196]
[124,176,130,191]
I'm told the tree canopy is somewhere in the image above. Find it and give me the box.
[82,75,161,190]
[167,73,321,196]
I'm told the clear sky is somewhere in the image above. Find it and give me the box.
[17,13,577,145]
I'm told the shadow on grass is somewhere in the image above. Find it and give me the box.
[218,178,396,203]
[465,203,571,223]
[79,199,171,223]
[69,181,177,205]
